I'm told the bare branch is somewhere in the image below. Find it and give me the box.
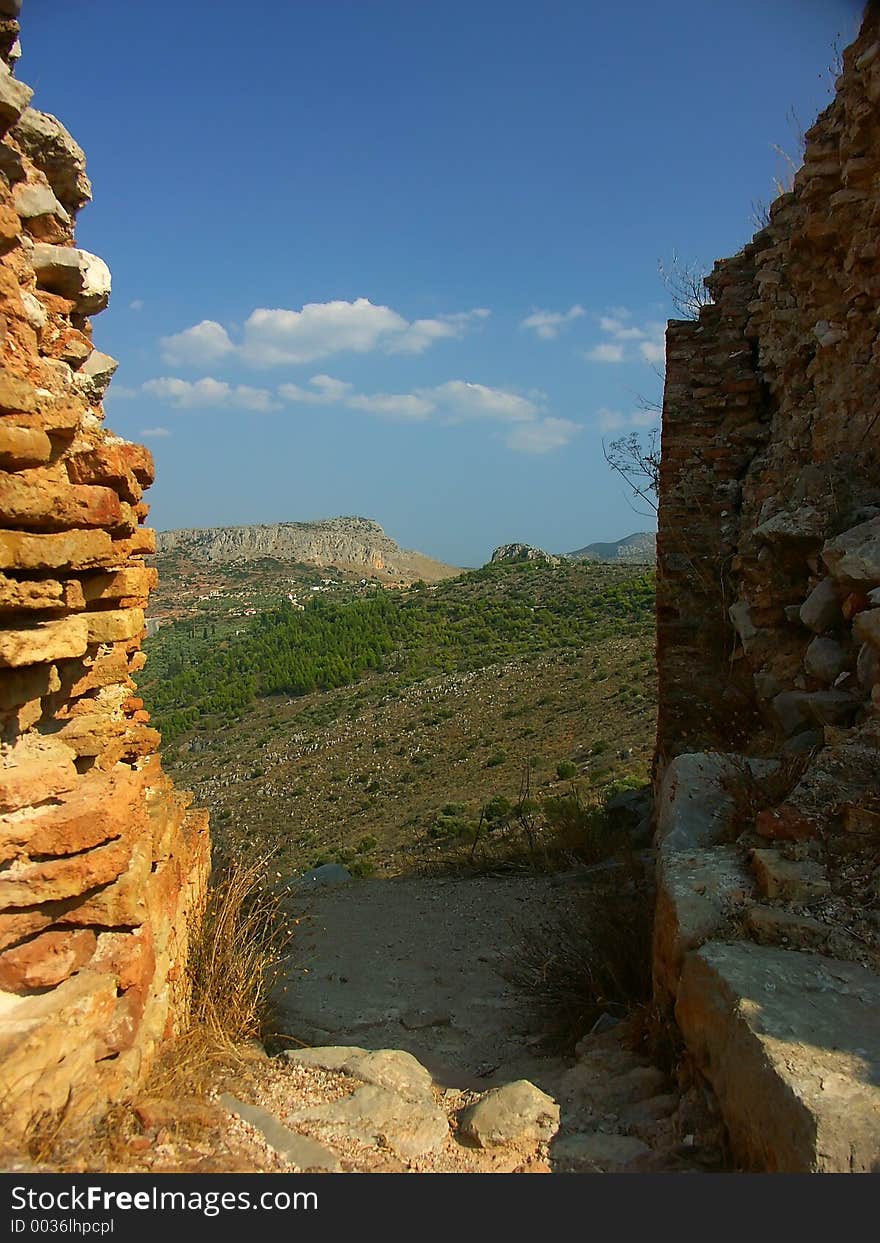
[658,253,712,320]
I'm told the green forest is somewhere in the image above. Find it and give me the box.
[140,561,655,743]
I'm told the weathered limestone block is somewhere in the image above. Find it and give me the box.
[458,1080,560,1149]
[653,846,754,1003]
[0,836,131,908]
[823,516,880,589]
[13,181,68,223]
[656,752,778,851]
[804,635,852,684]
[0,614,87,667]
[73,350,117,399]
[10,108,91,210]
[0,368,36,413]
[0,528,115,571]
[0,59,31,134]
[676,942,880,1172]
[84,607,144,644]
[0,423,51,468]
[0,928,96,992]
[0,769,143,863]
[0,572,82,613]
[0,970,116,1138]
[32,243,110,314]
[58,835,152,928]
[81,566,156,604]
[0,662,59,711]
[0,733,76,812]
[67,443,141,502]
[750,849,831,902]
[0,472,123,531]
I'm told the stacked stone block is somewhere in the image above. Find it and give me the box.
[0,19,208,1141]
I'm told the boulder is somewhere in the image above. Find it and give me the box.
[11,108,91,210]
[458,1080,560,1149]
[32,244,110,314]
[822,516,880,589]
[804,635,851,684]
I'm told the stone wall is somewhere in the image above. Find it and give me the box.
[0,6,209,1143]
[653,2,880,1171]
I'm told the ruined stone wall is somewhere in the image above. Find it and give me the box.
[0,6,209,1142]
[653,3,880,1172]
[657,5,880,766]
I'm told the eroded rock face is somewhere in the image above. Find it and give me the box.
[0,21,208,1143]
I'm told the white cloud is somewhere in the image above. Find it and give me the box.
[161,320,235,367]
[347,392,435,420]
[521,305,585,340]
[279,374,355,404]
[505,418,579,453]
[161,301,489,369]
[585,342,625,363]
[273,375,539,425]
[389,308,490,354]
[142,376,277,411]
[139,426,170,438]
[639,335,666,364]
[596,407,657,433]
[598,315,645,340]
[129,299,144,312]
[585,311,667,365]
[429,380,538,422]
[105,384,138,400]
[133,369,574,452]
[241,300,406,366]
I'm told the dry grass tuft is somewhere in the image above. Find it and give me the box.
[502,866,654,1052]
[149,854,291,1097]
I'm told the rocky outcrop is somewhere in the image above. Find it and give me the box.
[489,542,561,565]
[654,3,880,1172]
[156,516,459,584]
[0,17,208,1144]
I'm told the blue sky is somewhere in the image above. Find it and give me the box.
[23,0,860,566]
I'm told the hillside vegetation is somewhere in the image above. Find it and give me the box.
[139,560,657,877]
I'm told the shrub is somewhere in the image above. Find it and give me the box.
[502,869,653,1051]
[556,760,579,780]
[485,750,507,768]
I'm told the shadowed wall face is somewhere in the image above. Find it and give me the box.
[0,11,208,1141]
[656,7,880,766]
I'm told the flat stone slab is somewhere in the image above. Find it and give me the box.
[219,1094,341,1171]
[290,1083,449,1160]
[551,1131,650,1170]
[676,941,880,1172]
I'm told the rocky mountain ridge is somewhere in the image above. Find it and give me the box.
[568,532,656,564]
[156,516,459,584]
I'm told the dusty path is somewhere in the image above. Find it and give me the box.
[270,871,725,1173]
[274,872,569,1083]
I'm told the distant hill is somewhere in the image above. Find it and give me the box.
[567,532,656,564]
[490,543,561,566]
[155,517,460,584]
